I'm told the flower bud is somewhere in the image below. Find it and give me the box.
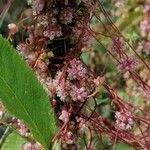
[8,23,18,35]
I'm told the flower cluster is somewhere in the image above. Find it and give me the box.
[139,4,150,57]
[59,7,73,25]
[17,43,27,53]
[111,36,124,54]
[22,142,43,150]
[72,23,93,51]
[143,41,150,55]
[118,57,138,73]
[38,14,49,27]
[53,71,70,101]
[43,26,62,40]
[115,111,134,130]
[59,110,69,123]
[70,86,88,102]
[67,58,93,82]
[140,4,150,38]
[140,19,150,37]
[16,119,29,137]
[53,58,94,102]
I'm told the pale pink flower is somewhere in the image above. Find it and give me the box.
[59,8,73,24]
[36,0,45,12]
[59,110,69,123]
[70,86,88,102]
[144,4,150,13]
[67,58,92,82]
[140,20,150,37]
[22,142,43,150]
[17,119,29,136]
[115,111,134,130]
[144,42,150,55]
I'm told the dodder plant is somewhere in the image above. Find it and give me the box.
[1,0,150,149]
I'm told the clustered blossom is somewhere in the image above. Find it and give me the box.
[138,3,150,103]
[72,23,93,51]
[28,0,45,15]
[38,14,49,27]
[143,41,150,55]
[37,12,63,40]
[59,8,73,25]
[16,43,27,52]
[140,4,150,38]
[140,19,150,37]
[118,57,138,73]
[144,4,150,13]
[111,36,124,54]
[53,58,95,102]
[35,0,45,12]
[16,42,37,65]
[52,58,96,146]
[53,71,70,101]
[22,142,44,150]
[43,26,62,40]
[70,86,88,102]
[80,30,94,51]
[67,58,93,82]
[16,119,29,137]
[140,4,150,56]
[115,111,134,130]
[59,110,69,123]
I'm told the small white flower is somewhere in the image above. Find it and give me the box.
[43,30,49,37]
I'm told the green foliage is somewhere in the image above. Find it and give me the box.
[116,0,143,32]
[0,35,57,149]
[1,132,26,150]
[115,143,134,150]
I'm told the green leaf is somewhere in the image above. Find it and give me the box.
[115,143,134,150]
[52,140,61,150]
[0,35,57,149]
[1,132,26,150]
